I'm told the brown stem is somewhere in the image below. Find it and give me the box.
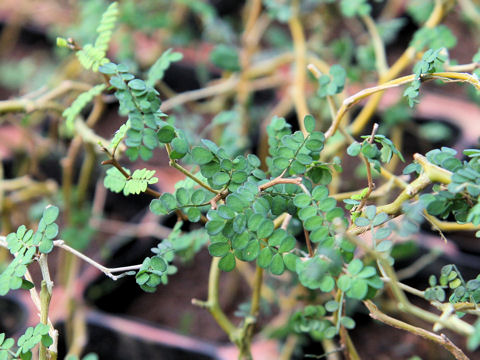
[304,228,314,257]
[258,177,302,191]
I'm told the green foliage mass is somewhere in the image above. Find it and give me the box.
[403,48,446,107]
[75,2,119,71]
[0,206,60,296]
[0,324,52,360]
[317,65,346,97]
[99,62,175,161]
[209,44,241,72]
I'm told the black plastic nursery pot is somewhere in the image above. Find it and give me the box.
[0,295,28,337]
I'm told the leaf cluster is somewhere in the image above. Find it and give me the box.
[0,325,53,360]
[316,65,346,97]
[75,2,119,71]
[62,84,106,133]
[425,264,480,305]
[0,206,59,296]
[337,258,383,300]
[347,134,404,171]
[99,62,175,160]
[404,48,446,107]
[104,167,158,196]
[418,148,480,225]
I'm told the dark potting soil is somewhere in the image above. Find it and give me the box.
[85,245,251,343]
[55,320,218,360]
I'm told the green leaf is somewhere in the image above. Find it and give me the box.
[340,0,371,17]
[206,220,225,235]
[348,259,363,275]
[319,276,335,292]
[248,213,264,232]
[293,193,311,208]
[337,275,352,291]
[39,239,54,254]
[279,235,296,253]
[258,247,274,268]
[304,115,315,133]
[62,84,107,132]
[191,147,214,165]
[170,137,188,158]
[365,205,376,220]
[219,252,236,271]
[347,142,361,156]
[191,189,206,205]
[157,125,176,143]
[212,172,230,186]
[150,199,167,215]
[341,316,356,329]
[208,242,230,257]
[243,240,260,261]
[354,217,370,227]
[42,206,59,225]
[257,219,274,238]
[210,44,241,72]
[186,207,201,222]
[376,240,393,252]
[310,227,329,243]
[283,253,297,272]
[347,279,368,299]
[270,253,285,275]
[128,79,146,91]
[312,186,328,201]
[150,256,167,272]
[372,212,389,226]
[273,157,290,170]
[217,205,236,220]
[358,266,377,278]
[374,227,392,240]
[304,216,323,231]
[247,154,261,168]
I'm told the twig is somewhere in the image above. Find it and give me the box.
[52,240,142,280]
[288,0,309,136]
[160,76,239,111]
[165,144,220,194]
[304,228,314,257]
[258,176,303,191]
[364,301,470,360]
[348,0,450,136]
[356,123,379,212]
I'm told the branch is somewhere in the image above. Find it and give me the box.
[52,240,142,280]
[364,301,470,360]
[258,176,302,191]
[361,14,388,76]
[348,0,450,136]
